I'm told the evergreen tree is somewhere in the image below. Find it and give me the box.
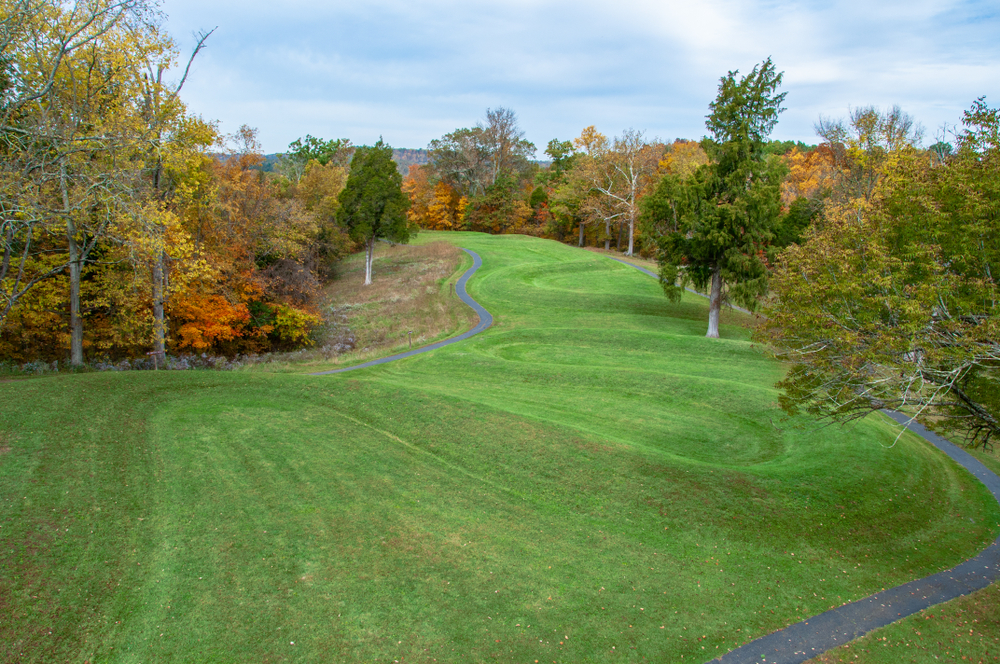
[643,58,786,337]
[337,140,411,285]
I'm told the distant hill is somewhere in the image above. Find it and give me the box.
[392,149,430,177]
[220,150,431,177]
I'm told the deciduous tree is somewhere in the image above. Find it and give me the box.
[427,108,535,233]
[587,129,661,255]
[0,0,183,363]
[816,105,923,203]
[759,99,999,447]
[278,135,352,184]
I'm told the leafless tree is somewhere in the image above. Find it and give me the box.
[587,129,662,255]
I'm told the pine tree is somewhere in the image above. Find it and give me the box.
[337,140,411,285]
[643,58,786,337]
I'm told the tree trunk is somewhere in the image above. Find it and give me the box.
[152,250,166,358]
[627,209,635,256]
[706,266,722,339]
[67,229,83,365]
[604,218,611,251]
[364,236,374,285]
[62,164,83,365]
[1,223,11,285]
[578,222,585,247]
[616,220,622,250]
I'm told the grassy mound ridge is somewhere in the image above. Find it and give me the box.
[1,231,998,663]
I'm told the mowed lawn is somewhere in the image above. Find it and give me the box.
[1,232,998,663]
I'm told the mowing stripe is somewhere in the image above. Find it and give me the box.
[316,241,1000,662]
[321,407,528,500]
[311,248,493,375]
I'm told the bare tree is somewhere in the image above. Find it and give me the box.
[587,129,662,255]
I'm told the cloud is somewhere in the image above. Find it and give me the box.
[162,0,1000,152]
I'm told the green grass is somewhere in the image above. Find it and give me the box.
[2,231,998,663]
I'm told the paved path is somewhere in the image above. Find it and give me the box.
[708,412,1000,663]
[311,248,492,375]
[603,255,753,315]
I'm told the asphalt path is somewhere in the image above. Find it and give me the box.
[311,248,492,375]
[708,412,1000,663]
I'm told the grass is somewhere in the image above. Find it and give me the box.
[1,231,998,663]
[805,445,1000,664]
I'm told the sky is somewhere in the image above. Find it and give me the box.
[160,0,999,155]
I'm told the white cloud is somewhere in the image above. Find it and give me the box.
[162,0,1000,151]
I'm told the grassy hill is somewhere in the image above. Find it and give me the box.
[1,232,997,663]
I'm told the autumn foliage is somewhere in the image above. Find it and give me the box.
[0,120,345,362]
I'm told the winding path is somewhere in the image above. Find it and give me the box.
[316,246,1000,662]
[606,255,1000,663]
[311,248,492,375]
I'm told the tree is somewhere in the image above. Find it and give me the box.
[465,173,531,234]
[587,129,661,255]
[159,125,323,355]
[294,157,352,275]
[137,26,215,363]
[554,126,609,246]
[337,140,411,285]
[278,135,352,184]
[642,58,786,338]
[759,98,999,447]
[659,140,709,179]
[427,126,489,197]
[549,163,592,246]
[402,164,463,231]
[0,0,159,356]
[815,105,923,203]
[0,3,328,363]
[426,108,536,233]
[479,107,536,187]
[0,0,208,364]
[543,139,576,182]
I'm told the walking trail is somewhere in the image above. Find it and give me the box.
[311,248,491,375]
[315,245,1000,663]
